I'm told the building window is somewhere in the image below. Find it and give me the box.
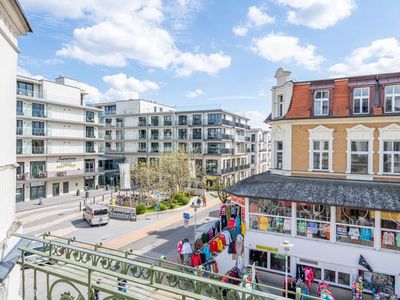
[381,212,400,251]
[85,159,95,173]
[297,204,331,240]
[151,116,159,126]
[338,272,351,286]
[192,142,202,154]
[206,160,218,175]
[192,128,202,139]
[163,115,172,126]
[86,126,95,138]
[384,85,400,113]
[178,115,187,125]
[383,141,400,174]
[275,141,283,169]
[249,198,291,234]
[358,271,395,295]
[178,129,187,139]
[312,141,329,171]
[350,141,369,174]
[86,111,95,123]
[163,129,172,139]
[32,121,45,136]
[207,113,221,125]
[314,90,329,116]
[16,120,23,135]
[30,185,45,200]
[17,100,23,115]
[163,142,172,153]
[151,142,159,153]
[104,105,116,115]
[353,87,369,114]
[150,129,159,140]
[86,141,95,153]
[138,116,147,126]
[336,208,374,247]
[207,128,221,139]
[32,140,44,154]
[30,161,46,178]
[192,114,202,125]
[277,95,284,117]
[17,81,34,96]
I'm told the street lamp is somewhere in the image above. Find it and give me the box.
[190,203,200,240]
[280,240,294,298]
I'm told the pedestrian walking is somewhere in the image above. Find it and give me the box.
[196,196,202,207]
[202,194,207,207]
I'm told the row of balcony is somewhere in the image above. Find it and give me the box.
[16,146,103,155]
[221,164,251,174]
[17,127,102,139]
[102,133,251,141]
[104,146,236,155]
[17,107,98,124]
[103,119,250,129]
[16,168,100,181]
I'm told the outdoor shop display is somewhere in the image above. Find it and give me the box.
[359,270,396,299]
[352,276,364,300]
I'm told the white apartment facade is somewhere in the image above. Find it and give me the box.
[95,100,253,187]
[249,128,271,176]
[0,0,31,299]
[16,75,104,202]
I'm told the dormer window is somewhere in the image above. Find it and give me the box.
[353,87,369,114]
[277,95,284,117]
[314,90,329,116]
[384,85,400,113]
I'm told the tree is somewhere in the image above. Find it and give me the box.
[131,162,158,202]
[216,177,231,203]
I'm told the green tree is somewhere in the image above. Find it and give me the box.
[216,178,231,203]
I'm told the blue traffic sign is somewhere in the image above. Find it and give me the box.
[183,213,190,220]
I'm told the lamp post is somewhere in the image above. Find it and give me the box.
[280,240,294,298]
[190,203,199,240]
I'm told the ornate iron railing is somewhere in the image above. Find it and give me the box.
[15,233,319,300]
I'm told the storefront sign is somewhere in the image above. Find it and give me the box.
[231,195,245,207]
[30,182,45,187]
[255,244,278,253]
[108,206,136,221]
[56,157,77,169]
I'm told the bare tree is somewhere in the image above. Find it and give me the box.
[131,162,158,202]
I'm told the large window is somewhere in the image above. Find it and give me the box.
[314,91,329,116]
[336,208,374,247]
[32,121,45,136]
[312,140,329,171]
[17,81,33,96]
[30,161,46,178]
[86,126,95,138]
[104,105,116,115]
[350,141,369,174]
[163,115,172,126]
[383,141,400,174]
[275,141,283,169]
[207,128,221,139]
[30,185,45,200]
[359,271,395,296]
[163,129,172,139]
[297,204,331,240]
[206,160,218,174]
[17,100,23,115]
[384,85,400,113]
[178,115,187,125]
[380,212,400,251]
[178,129,187,139]
[249,198,291,234]
[86,111,95,123]
[32,140,44,154]
[207,113,221,125]
[192,114,202,125]
[192,128,202,139]
[353,87,369,114]
[249,249,291,273]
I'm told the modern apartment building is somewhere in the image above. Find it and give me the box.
[16,75,104,202]
[0,0,31,298]
[95,99,253,187]
[227,68,400,297]
[249,128,271,175]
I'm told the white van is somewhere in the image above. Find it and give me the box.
[83,204,109,226]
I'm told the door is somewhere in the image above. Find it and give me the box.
[52,183,60,196]
[63,182,69,194]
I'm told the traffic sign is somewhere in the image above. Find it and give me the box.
[183,213,190,220]
[184,219,189,228]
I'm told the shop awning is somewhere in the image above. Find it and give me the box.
[225,172,400,212]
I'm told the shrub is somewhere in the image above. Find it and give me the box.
[174,192,189,205]
[135,203,146,215]
[170,203,178,209]
[160,204,168,211]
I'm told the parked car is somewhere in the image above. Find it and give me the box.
[23,241,56,268]
[83,204,109,226]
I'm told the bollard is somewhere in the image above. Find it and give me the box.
[79,201,82,212]
[93,196,95,204]
[102,195,104,203]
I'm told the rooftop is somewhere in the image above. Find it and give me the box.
[226,172,400,212]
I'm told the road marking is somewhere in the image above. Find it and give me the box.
[24,211,83,234]
[19,206,78,225]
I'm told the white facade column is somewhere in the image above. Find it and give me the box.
[374,210,381,250]
[291,202,297,237]
[330,206,336,243]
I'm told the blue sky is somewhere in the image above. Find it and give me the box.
[18,0,400,128]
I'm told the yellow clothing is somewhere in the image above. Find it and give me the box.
[241,222,246,236]
[259,216,269,231]
[216,238,223,251]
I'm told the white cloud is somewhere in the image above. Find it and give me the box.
[247,6,275,26]
[232,25,248,37]
[233,5,275,37]
[17,66,45,80]
[252,33,325,70]
[329,38,400,77]
[27,0,229,76]
[174,52,231,77]
[75,81,104,103]
[245,110,269,129]
[186,89,204,98]
[277,0,356,29]
[102,73,159,100]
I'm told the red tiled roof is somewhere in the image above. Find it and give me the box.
[332,80,350,117]
[285,83,311,119]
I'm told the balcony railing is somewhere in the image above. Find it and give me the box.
[116,122,124,128]
[150,135,159,140]
[163,121,172,126]
[32,128,45,136]
[86,116,95,123]
[139,134,147,140]
[192,134,202,140]
[105,135,112,140]
[138,148,147,153]
[178,135,187,139]
[116,134,125,140]
[222,134,233,140]
[17,88,43,98]
[86,148,96,153]
[32,146,45,154]
[222,119,234,126]
[221,167,234,174]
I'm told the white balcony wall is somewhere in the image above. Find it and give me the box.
[47,105,84,122]
[47,140,84,154]
[43,81,82,106]
[47,123,84,138]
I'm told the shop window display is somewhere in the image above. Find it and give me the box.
[359,270,395,297]
[296,204,331,240]
[324,269,336,283]
[248,249,290,273]
[336,208,374,247]
[338,272,350,286]
[249,198,291,234]
[380,211,400,251]
[270,253,288,272]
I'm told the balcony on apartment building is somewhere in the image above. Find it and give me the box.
[17,107,47,118]
[178,133,187,139]
[234,164,250,171]
[192,116,202,126]
[115,132,125,140]
[139,133,147,140]
[17,145,46,155]
[150,132,159,140]
[138,118,147,126]
[206,148,234,155]
[150,146,159,153]
[105,134,112,140]
[138,147,147,153]
[221,167,235,174]
[150,117,159,126]
[85,145,96,153]
[192,132,203,140]
[205,168,219,176]
[17,88,43,98]
[116,119,124,128]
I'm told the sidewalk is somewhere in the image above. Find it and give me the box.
[16,189,114,212]
[103,194,221,249]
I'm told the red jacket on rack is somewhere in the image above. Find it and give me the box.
[191,253,202,267]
